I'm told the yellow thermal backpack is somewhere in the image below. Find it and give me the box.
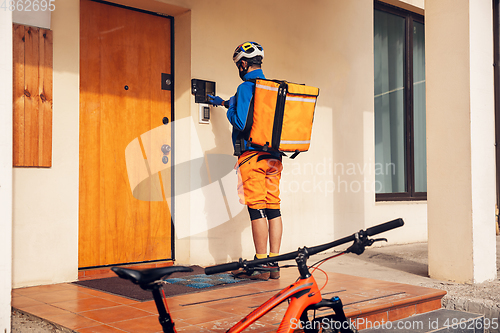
[235,79,319,159]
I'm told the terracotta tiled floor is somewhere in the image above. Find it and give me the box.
[12,268,446,332]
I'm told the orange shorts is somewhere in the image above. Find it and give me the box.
[236,151,283,210]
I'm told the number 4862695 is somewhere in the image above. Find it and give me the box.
[1,0,56,12]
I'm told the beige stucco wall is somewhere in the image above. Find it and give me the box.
[12,0,429,287]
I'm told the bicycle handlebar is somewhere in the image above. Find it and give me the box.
[204,260,242,275]
[204,218,404,275]
[365,218,404,236]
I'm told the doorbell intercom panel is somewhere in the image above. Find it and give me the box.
[191,79,216,104]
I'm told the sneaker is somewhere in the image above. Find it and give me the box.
[232,268,270,280]
[267,261,280,279]
[231,256,270,280]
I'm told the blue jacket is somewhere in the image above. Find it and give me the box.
[227,69,279,156]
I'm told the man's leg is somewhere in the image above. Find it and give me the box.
[266,211,282,279]
[251,217,268,255]
[268,216,282,254]
[235,208,269,280]
[264,158,283,279]
[236,152,268,256]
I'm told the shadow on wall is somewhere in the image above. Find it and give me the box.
[124,112,252,263]
[204,108,251,263]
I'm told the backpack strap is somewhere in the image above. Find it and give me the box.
[289,150,300,159]
[233,79,256,156]
[270,81,288,151]
[237,152,258,167]
[257,153,282,163]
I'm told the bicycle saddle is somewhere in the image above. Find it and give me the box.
[111,266,193,290]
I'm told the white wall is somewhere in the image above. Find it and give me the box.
[13,9,51,29]
[0,9,13,333]
[12,0,80,288]
[469,0,497,282]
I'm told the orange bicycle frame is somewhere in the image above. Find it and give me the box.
[227,275,322,333]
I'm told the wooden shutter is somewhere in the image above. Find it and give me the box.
[13,23,53,167]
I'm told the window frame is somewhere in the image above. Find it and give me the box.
[374,1,426,202]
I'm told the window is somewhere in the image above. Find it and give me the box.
[374,2,426,201]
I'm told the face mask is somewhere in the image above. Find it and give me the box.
[238,62,249,81]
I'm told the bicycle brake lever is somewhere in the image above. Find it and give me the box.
[346,232,388,255]
[363,237,388,248]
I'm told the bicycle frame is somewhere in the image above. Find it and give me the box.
[227,274,322,333]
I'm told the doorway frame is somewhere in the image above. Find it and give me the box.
[494,0,500,222]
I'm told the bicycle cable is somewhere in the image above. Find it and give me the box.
[312,266,329,292]
[309,252,346,292]
[287,252,348,290]
[310,251,347,270]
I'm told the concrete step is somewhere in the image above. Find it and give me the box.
[359,308,485,332]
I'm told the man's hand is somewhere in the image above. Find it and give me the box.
[207,95,224,106]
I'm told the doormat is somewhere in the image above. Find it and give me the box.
[73,266,259,302]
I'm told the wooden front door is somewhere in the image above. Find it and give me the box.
[79,0,173,268]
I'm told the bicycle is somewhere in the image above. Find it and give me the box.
[112,218,404,333]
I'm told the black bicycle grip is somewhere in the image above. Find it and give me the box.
[365,218,404,236]
[205,261,241,275]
